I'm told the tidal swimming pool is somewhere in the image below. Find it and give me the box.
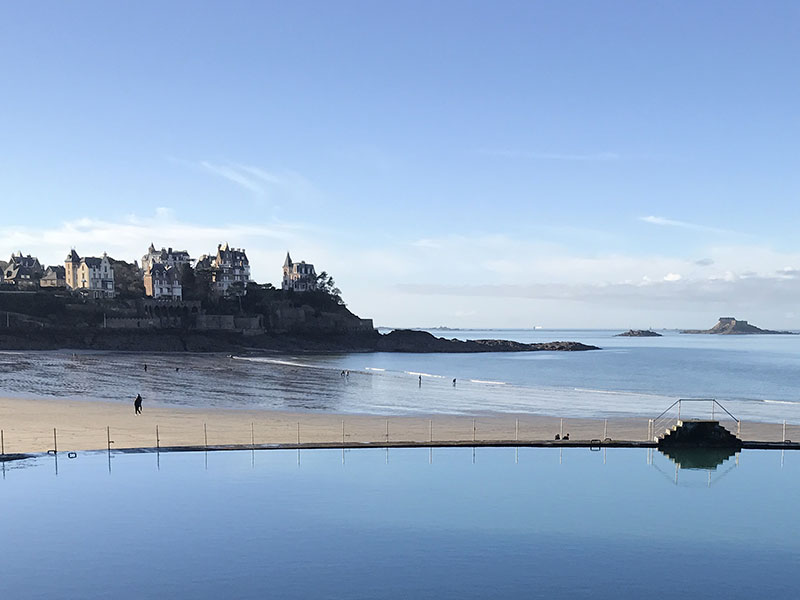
[2,447,798,599]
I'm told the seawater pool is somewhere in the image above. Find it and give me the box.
[2,447,799,599]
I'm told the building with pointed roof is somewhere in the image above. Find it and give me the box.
[282,251,317,292]
[144,263,182,300]
[40,265,66,288]
[195,243,251,295]
[64,250,115,298]
[141,243,192,271]
[3,252,44,288]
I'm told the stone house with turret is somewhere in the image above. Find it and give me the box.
[143,263,182,300]
[196,243,251,296]
[65,250,115,298]
[282,252,317,292]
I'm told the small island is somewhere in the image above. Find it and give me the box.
[682,317,794,335]
[615,329,662,337]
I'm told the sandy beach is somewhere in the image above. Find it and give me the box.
[0,395,796,454]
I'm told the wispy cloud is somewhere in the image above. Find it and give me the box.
[195,161,318,203]
[200,161,266,194]
[639,215,733,235]
[394,273,800,313]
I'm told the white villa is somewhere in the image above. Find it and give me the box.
[282,252,317,292]
[65,250,115,298]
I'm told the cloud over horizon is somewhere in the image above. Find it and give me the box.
[3,213,800,329]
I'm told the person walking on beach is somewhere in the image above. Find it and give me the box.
[134,394,143,415]
[453,378,456,387]
[144,363,147,372]
[418,375,422,387]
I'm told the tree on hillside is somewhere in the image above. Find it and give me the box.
[110,259,145,299]
[184,265,214,305]
[315,271,344,305]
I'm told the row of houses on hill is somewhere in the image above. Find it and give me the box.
[1,244,321,300]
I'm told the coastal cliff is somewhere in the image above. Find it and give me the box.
[0,327,599,353]
[0,291,600,353]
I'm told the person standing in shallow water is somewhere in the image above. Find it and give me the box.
[134,394,143,415]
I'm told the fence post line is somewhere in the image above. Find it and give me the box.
[472,418,476,443]
[297,422,300,446]
[386,419,389,444]
[1,429,4,455]
[54,428,58,454]
[738,421,741,438]
[560,418,563,438]
[515,418,519,442]
[251,422,254,449]
[429,419,433,443]
[106,426,110,452]
[603,419,608,440]
[783,420,787,442]
[342,419,345,445]
[156,425,160,449]
[204,423,208,448]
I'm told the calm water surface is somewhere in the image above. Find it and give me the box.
[2,447,798,599]
[2,329,800,421]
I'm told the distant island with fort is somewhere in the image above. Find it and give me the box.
[681,317,796,335]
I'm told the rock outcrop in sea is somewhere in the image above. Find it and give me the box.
[615,329,662,337]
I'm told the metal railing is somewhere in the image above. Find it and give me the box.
[649,398,740,441]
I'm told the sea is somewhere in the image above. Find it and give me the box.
[2,328,800,423]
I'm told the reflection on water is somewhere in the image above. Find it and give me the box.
[1,447,798,599]
[660,446,738,470]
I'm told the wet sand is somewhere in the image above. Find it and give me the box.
[0,395,796,454]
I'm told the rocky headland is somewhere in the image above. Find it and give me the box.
[0,291,600,353]
[0,326,599,353]
[615,329,662,337]
[374,329,599,353]
[682,317,794,335]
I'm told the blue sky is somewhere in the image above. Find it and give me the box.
[2,1,800,328]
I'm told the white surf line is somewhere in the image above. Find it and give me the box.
[405,371,447,378]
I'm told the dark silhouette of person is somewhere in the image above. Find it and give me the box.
[418,375,422,387]
[134,394,143,415]
[144,363,147,372]
[452,378,456,387]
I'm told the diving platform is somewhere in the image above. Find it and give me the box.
[650,399,742,450]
